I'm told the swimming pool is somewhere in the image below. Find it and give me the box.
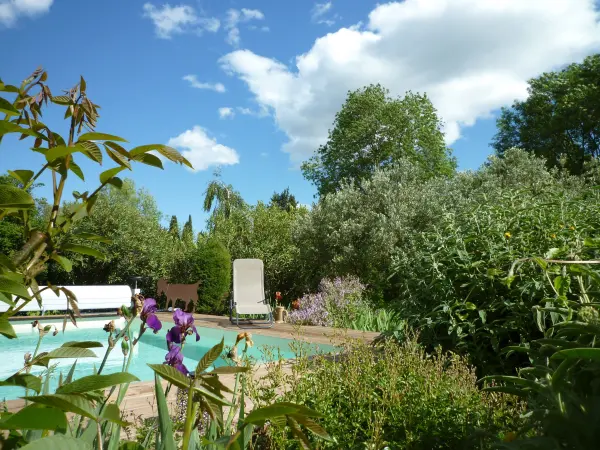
[0,316,335,401]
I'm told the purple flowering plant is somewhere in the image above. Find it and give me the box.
[288,276,367,328]
[140,298,162,333]
[164,308,200,375]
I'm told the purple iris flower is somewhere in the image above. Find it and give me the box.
[140,298,162,333]
[166,309,200,346]
[165,345,188,375]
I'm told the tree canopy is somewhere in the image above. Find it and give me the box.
[301,84,456,197]
[492,54,600,175]
[168,215,180,239]
[270,187,298,212]
[182,214,194,247]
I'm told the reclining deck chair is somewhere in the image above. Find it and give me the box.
[230,259,273,328]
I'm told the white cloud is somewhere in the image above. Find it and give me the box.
[249,24,270,32]
[220,0,600,165]
[241,8,264,21]
[260,152,268,157]
[199,16,220,32]
[183,74,225,93]
[226,26,240,46]
[0,0,53,27]
[311,1,337,26]
[311,2,331,20]
[143,3,219,39]
[218,107,235,119]
[224,7,265,47]
[236,105,269,118]
[167,126,239,171]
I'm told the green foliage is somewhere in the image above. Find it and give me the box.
[203,171,245,223]
[169,215,180,240]
[270,187,298,212]
[492,54,600,175]
[193,238,232,315]
[389,149,600,375]
[482,241,600,448]
[49,180,181,295]
[211,202,305,300]
[250,337,523,449]
[351,308,406,334]
[301,84,456,197]
[181,215,194,248]
[295,156,449,302]
[0,175,50,257]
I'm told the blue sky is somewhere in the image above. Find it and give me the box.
[1,0,599,232]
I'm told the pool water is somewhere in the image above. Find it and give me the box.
[0,317,335,401]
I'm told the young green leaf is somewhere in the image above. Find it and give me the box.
[7,169,34,186]
[0,276,30,299]
[19,435,92,450]
[195,337,224,375]
[33,347,97,367]
[0,404,67,430]
[0,373,41,393]
[0,97,19,116]
[51,254,73,272]
[148,364,190,389]
[99,167,126,184]
[62,341,104,348]
[44,145,84,162]
[0,184,35,209]
[0,316,17,339]
[132,152,163,169]
[77,132,128,143]
[57,372,139,395]
[21,394,97,421]
[100,403,130,427]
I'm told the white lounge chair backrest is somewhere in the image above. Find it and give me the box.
[0,285,132,313]
[232,259,269,315]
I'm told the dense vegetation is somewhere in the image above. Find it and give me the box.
[492,54,600,175]
[250,337,524,449]
[2,54,600,448]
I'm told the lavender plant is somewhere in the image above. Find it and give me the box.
[288,276,368,328]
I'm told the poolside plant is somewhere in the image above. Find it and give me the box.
[287,276,369,328]
[480,241,600,448]
[248,335,524,449]
[0,70,329,449]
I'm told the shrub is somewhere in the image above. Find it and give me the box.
[193,238,232,315]
[288,276,368,327]
[390,150,600,375]
[250,337,524,449]
[482,236,600,449]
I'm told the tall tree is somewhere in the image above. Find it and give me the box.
[168,215,180,239]
[301,84,456,197]
[182,214,194,247]
[270,187,298,212]
[492,54,600,175]
[203,169,245,223]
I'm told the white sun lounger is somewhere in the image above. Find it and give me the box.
[230,259,273,328]
[0,285,133,315]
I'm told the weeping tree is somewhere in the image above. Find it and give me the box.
[203,169,245,227]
